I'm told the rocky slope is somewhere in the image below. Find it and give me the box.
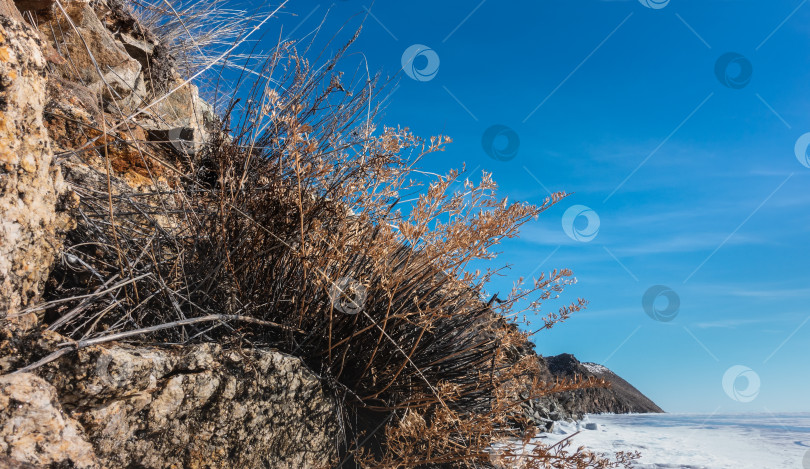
[544,354,662,414]
[0,0,338,467]
[521,353,663,431]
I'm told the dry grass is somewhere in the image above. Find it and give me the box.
[131,0,275,78]
[17,1,643,467]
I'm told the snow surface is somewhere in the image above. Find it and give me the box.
[532,413,810,468]
[581,362,609,375]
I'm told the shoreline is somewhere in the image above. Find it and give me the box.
[535,412,810,469]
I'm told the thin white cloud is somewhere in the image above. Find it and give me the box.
[613,232,762,256]
[693,318,772,329]
[727,288,810,299]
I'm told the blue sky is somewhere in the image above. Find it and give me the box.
[262,0,810,413]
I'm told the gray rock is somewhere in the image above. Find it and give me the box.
[0,373,99,468]
[118,31,155,66]
[542,419,554,432]
[38,342,340,469]
[40,1,143,103]
[141,76,216,156]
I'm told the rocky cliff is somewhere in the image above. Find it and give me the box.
[0,4,74,327]
[521,353,663,431]
[0,0,338,467]
[544,354,663,415]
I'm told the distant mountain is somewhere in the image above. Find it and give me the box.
[522,353,663,430]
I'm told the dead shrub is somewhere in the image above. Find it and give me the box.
[26,4,641,468]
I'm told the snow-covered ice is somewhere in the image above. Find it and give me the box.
[581,362,609,375]
[533,413,810,468]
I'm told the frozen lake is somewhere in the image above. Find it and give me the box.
[533,413,810,468]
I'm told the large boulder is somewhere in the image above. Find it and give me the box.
[0,373,99,468]
[37,343,340,469]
